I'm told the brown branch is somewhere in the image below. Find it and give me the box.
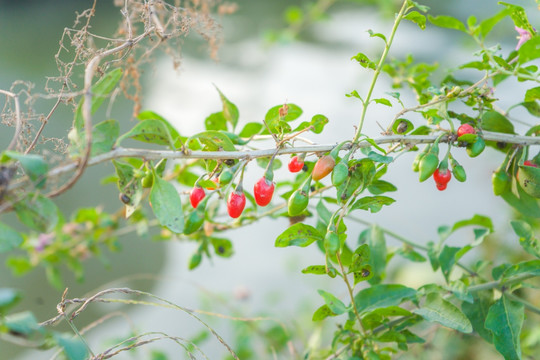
[46,25,154,198]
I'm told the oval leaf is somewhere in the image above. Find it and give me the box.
[413,293,472,333]
[149,175,184,234]
[485,295,524,360]
[275,223,323,248]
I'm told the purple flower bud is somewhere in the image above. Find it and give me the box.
[35,233,54,252]
[515,26,534,50]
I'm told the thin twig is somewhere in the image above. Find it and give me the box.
[46,29,154,198]
[0,89,23,152]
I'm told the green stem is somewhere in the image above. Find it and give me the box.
[506,292,540,316]
[353,0,409,142]
[336,253,366,333]
[468,273,536,293]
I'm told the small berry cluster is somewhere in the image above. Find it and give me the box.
[189,154,308,219]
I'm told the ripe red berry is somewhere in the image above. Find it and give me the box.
[227,190,246,218]
[190,186,205,208]
[288,156,304,173]
[524,160,539,168]
[436,182,447,191]
[433,168,452,185]
[253,177,275,207]
[457,124,476,137]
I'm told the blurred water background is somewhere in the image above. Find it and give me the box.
[0,0,538,359]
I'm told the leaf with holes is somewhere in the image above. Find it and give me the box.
[275,223,323,248]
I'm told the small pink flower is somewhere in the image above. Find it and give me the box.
[35,233,54,252]
[515,26,533,50]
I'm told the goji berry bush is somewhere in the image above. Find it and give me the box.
[0,0,539,359]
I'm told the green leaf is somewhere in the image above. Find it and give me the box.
[90,119,119,156]
[317,290,348,315]
[362,225,386,284]
[204,112,227,131]
[6,257,33,276]
[54,332,89,360]
[499,2,535,35]
[407,0,430,12]
[117,119,176,148]
[367,29,387,42]
[4,151,48,188]
[518,36,540,64]
[215,86,239,130]
[524,86,540,103]
[438,246,461,281]
[312,304,337,321]
[396,246,426,262]
[149,174,184,234]
[316,200,333,226]
[451,214,494,233]
[14,194,58,233]
[302,265,330,275]
[275,223,323,247]
[187,130,237,151]
[73,68,123,131]
[310,114,329,134]
[354,284,416,314]
[428,15,467,32]
[485,295,524,360]
[265,103,302,122]
[367,180,397,195]
[404,11,426,30]
[238,122,263,137]
[462,293,494,343]
[511,220,540,258]
[351,52,376,70]
[502,183,540,218]
[353,265,373,284]
[479,8,510,38]
[350,196,395,213]
[367,151,393,164]
[336,158,375,202]
[90,68,123,114]
[112,160,143,218]
[4,311,42,336]
[0,222,23,253]
[137,110,182,146]
[392,119,414,134]
[413,293,472,333]
[373,98,392,107]
[349,243,371,272]
[481,111,515,134]
[502,260,540,280]
[0,288,21,313]
[211,237,234,258]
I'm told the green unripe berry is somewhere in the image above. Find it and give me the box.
[466,137,485,158]
[288,190,309,216]
[419,153,439,182]
[141,172,154,188]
